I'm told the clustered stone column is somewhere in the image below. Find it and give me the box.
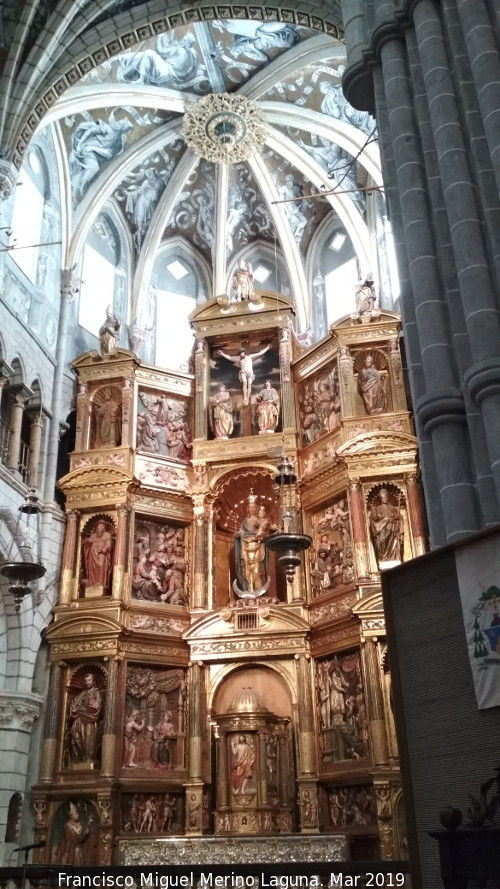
[6,390,28,471]
[27,413,44,487]
[342,0,500,544]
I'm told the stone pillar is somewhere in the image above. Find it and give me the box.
[39,666,63,782]
[60,510,79,605]
[74,383,88,452]
[361,638,389,767]
[348,479,370,581]
[188,662,204,782]
[194,339,208,440]
[192,495,208,610]
[121,379,133,446]
[44,269,79,502]
[215,730,229,810]
[27,413,44,488]
[279,328,294,430]
[295,654,316,776]
[379,35,482,542]
[404,473,426,557]
[0,691,42,849]
[111,505,129,599]
[413,1,500,512]
[6,392,26,471]
[100,658,119,778]
[338,347,355,416]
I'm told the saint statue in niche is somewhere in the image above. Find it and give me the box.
[81,518,114,594]
[55,802,94,865]
[232,259,254,301]
[98,306,121,357]
[67,672,104,767]
[369,487,404,565]
[210,384,234,439]
[357,353,386,414]
[230,734,255,795]
[255,380,280,434]
[96,388,121,447]
[233,492,270,597]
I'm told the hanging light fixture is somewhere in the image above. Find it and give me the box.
[0,489,46,611]
[265,454,311,583]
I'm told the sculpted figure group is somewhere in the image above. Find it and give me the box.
[132,524,187,605]
[316,656,368,763]
[136,391,192,461]
[211,342,280,437]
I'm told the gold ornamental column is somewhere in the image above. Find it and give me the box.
[74,383,89,451]
[27,413,44,487]
[338,346,355,416]
[192,494,208,610]
[194,339,209,440]
[279,328,294,430]
[295,654,317,777]
[101,657,119,778]
[361,638,389,767]
[121,379,133,445]
[188,661,204,781]
[60,510,79,605]
[111,505,129,599]
[258,732,268,806]
[39,662,64,782]
[215,728,229,810]
[405,473,426,556]
[348,479,371,581]
[388,340,407,412]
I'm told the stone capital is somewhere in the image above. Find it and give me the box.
[0,690,43,731]
[0,158,19,200]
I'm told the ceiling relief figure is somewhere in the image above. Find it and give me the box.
[116,150,179,251]
[316,652,368,764]
[132,520,188,605]
[67,112,133,201]
[122,666,186,772]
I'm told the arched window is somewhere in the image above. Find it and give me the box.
[10,148,47,283]
[78,211,127,341]
[5,793,22,843]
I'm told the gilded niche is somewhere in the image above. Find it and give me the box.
[90,385,122,448]
[353,349,389,416]
[122,666,186,772]
[121,792,182,835]
[136,389,192,461]
[63,665,107,770]
[315,652,368,764]
[132,519,188,605]
[80,515,115,598]
[298,360,340,447]
[52,800,98,865]
[309,496,354,597]
[209,339,280,438]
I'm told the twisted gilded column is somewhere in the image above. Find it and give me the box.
[361,638,389,767]
[279,328,294,430]
[111,505,129,599]
[100,658,119,778]
[348,479,370,580]
[39,663,64,782]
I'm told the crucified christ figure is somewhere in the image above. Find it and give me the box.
[216,345,271,406]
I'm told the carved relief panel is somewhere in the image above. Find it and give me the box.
[315,651,368,765]
[52,800,98,865]
[298,359,340,446]
[79,514,115,598]
[122,666,186,773]
[62,665,107,771]
[90,385,122,449]
[132,517,189,606]
[136,389,192,461]
[121,792,183,835]
[308,495,354,598]
[209,337,280,439]
[327,784,376,829]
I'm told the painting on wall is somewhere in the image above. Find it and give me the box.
[298,361,340,446]
[315,651,368,765]
[209,339,280,439]
[132,518,188,605]
[136,389,192,461]
[122,666,186,772]
[309,495,354,596]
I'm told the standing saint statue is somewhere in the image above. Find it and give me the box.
[255,380,280,433]
[354,275,377,317]
[369,488,404,565]
[231,734,255,795]
[56,803,92,865]
[68,673,103,765]
[210,384,234,439]
[97,389,121,446]
[232,259,254,301]
[99,306,121,356]
[357,354,386,414]
[82,520,113,591]
[216,344,271,406]
[233,493,270,597]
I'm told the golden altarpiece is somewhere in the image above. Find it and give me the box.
[32,289,425,865]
